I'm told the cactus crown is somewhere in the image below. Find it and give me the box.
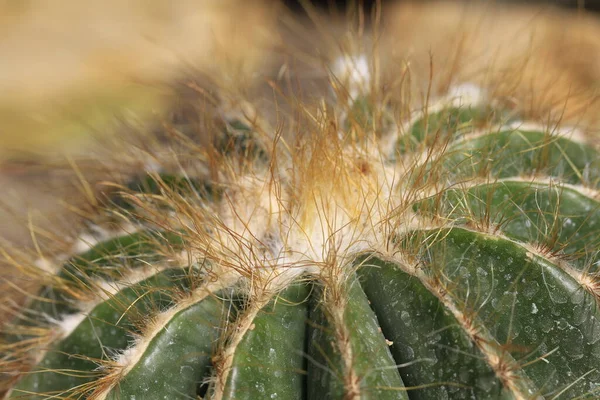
[2,3,600,399]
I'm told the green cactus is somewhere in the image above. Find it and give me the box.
[2,11,600,400]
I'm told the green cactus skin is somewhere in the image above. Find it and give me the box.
[3,18,600,400]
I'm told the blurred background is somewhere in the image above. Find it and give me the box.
[1,0,596,159]
[0,0,279,248]
[285,0,600,12]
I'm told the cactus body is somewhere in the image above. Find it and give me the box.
[2,5,600,400]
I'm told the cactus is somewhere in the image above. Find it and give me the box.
[2,3,600,400]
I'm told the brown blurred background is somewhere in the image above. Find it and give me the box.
[286,0,600,12]
[0,0,280,248]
